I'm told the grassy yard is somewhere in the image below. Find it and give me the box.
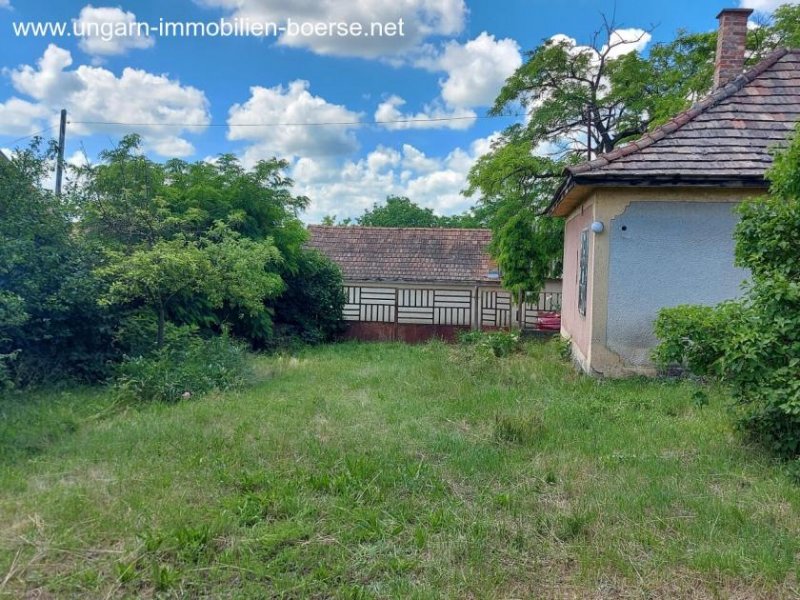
[1,340,800,598]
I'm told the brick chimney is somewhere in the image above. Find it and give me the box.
[714,8,753,89]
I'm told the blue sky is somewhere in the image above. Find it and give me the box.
[0,0,789,221]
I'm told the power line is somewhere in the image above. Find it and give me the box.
[3,125,57,146]
[67,113,525,128]
[1,111,526,147]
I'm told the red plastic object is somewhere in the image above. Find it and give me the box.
[536,312,561,331]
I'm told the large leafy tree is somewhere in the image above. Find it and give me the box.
[469,9,800,293]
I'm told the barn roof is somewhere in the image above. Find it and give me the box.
[307,226,499,284]
[550,48,800,216]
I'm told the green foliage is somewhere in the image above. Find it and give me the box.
[270,249,345,347]
[458,329,522,357]
[115,330,251,402]
[653,303,744,377]
[607,31,717,129]
[358,195,442,227]
[771,4,800,49]
[466,136,563,293]
[351,195,480,229]
[654,125,800,457]
[552,335,572,362]
[0,141,117,386]
[1,133,340,387]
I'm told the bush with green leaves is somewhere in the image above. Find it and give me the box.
[115,330,252,403]
[654,124,800,457]
[0,142,119,387]
[458,329,522,357]
[270,249,346,348]
[652,302,745,377]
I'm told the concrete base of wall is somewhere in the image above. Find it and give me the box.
[566,335,658,378]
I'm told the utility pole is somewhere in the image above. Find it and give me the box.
[55,109,67,196]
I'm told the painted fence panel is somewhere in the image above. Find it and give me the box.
[343,284,562,332]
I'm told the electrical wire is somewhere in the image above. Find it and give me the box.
[67,112,525,128]
[3,125,57,145]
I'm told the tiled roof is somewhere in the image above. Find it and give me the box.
[307,226,499,284]
[550,48,800,213]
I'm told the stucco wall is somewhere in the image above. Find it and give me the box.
[561,201,594,365]
[605,200,749,366]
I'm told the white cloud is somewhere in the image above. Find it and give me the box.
[291,134,499,222]
[417,32,522,107]
[401,144,439,172]
[0,98,49,136]
[74,5,155,57]
[195,0,466,58]
[1,44,209,157]
[227,80,361,165]
[373,32,520,131]
[603,28,652,59]
[0,0,10,9]
[740,0,798,13]
[374,95,475,130]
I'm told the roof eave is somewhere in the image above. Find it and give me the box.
[547,173,769,217]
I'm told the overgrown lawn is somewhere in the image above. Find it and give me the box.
[1,341,799,598]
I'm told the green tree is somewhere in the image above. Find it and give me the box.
[465,133,564,293]
[271,249,346,346]
[352,195,480,229]
[76,135,342,351]
[97,228,284,348]
[357,196,442,227]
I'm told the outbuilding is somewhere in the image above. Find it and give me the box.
[308,225,562,342]
[549,9,800,376]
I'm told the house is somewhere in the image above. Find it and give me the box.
[548,8,800,377]
[307,225,562,342]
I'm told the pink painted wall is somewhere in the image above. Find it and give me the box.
[561,202,593,360]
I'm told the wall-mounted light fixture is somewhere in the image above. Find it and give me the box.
[590,221,605,234]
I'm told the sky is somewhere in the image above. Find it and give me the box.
[0,0,793,222]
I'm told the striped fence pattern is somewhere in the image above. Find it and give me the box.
[342,285,562,330]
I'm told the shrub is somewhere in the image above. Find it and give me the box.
[458,329,522,357]
[654,125,800,458]
[115,331,251,402]
[269,249,346,348]
[652,302,744,376]
[1,145,118,386]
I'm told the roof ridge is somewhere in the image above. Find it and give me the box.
[568,47,791,176]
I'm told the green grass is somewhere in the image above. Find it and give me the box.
[1,340,800,598]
